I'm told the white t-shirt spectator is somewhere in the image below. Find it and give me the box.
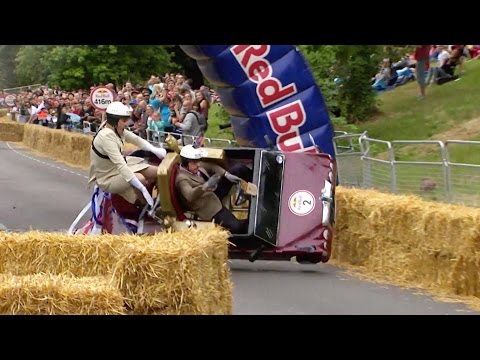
[438,50,450,67]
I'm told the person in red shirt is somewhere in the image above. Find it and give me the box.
[415,45,431,99]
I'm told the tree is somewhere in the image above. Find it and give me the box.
[0,45,21,89]
[15,45,53,85]
[383,45,415,61]
[299,45,339,113]
[171,46,204,89]
[300,45,383,124]
[15,45,177,90]
[335,45,382,123]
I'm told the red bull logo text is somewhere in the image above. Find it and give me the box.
[231,45,297,108]
[265,100,317,153]
[95,89,111,98]
[231,45,313,153]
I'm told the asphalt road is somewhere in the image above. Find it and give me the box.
[0,141,477,315]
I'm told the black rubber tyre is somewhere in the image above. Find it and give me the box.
[296,254,322,264]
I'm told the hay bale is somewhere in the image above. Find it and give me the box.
[0,229,233,314]
[0,231,129,276]
[333,186,480,297]
[22,125,92,168]
[20,125,139,169]
[124,143,139,152]
[0,122,24,142]
[113,227,232,314]
[0,273,125,315]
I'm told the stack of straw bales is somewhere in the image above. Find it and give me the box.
[0,232,126,276]
[22,124,92,168]
[0,274,125,315]
[114,229,232,314]
[0,109,8,117]
[1,121,139,169]
[0,228,232,314]
[334,186,480,297]
[0,121,24,142]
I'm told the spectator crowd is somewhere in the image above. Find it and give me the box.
[2,45,479,134]
[370,45,479,96]
[1,72,222,145]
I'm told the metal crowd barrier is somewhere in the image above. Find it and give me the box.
[333,132,480,207]
[145,128,238,148]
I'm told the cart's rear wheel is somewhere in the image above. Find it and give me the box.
[296,254,322,264]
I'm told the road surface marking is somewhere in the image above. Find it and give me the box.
[6,142,88,179]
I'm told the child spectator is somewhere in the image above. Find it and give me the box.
[149,111,165,142]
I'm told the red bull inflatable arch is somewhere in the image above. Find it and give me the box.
[180,45,336,158]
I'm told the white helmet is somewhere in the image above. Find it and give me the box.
[180,144,208,160]
[106,101,131,117]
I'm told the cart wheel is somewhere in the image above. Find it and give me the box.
[296,254,322,264]
[249,245,266,263]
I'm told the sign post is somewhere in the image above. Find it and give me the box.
[89,86,116,112]
[5,94,16,107]
[90,86,116,132]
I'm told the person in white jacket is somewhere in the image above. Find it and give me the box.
[88,101,166,207]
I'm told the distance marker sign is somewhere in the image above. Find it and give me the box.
[90,86,116,111]
[5,94,16,107]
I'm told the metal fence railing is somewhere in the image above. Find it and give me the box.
[9,111,479,207]
[332,132,365,187]
[1,84,45,108]
[333,132,480,208]
[145,129,238,148]
[2,84,43,93]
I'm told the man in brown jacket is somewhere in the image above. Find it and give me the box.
[175,145,252,234]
